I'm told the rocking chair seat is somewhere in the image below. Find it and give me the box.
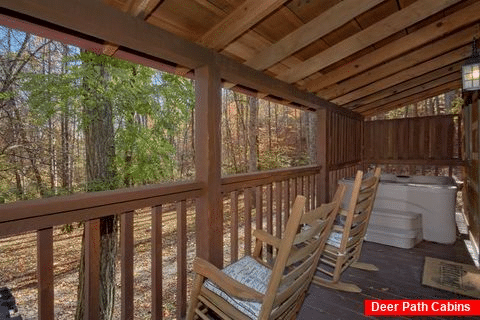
[203,255,271,319]
[326,231,344,248]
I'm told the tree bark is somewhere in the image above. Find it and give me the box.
[248,96,258,172]
[76,56,118,320]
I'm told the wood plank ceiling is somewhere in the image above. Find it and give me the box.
[105,0,480,116]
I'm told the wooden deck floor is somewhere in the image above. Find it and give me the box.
[298,240,478,320]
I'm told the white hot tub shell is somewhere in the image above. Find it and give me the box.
[339,174,458,245]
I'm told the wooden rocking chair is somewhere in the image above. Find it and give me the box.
[313,167,381,293]
[186,186,345,320]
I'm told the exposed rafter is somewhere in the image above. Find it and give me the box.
[103,42,119,56]
[362,81,462,116]
[353,73,461,113]
[332,45,470,106]
[1,0,355,116]
[305,1,480,93]
[198,0,289,50]
[276,0,463,83]
[244,0,385,71]
[342,61,464,109]
[130,0,163,18]
[319,24,480,100]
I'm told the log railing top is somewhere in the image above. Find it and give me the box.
[0,166,322,237]
[221,165,321,193]
[0,181,204,237]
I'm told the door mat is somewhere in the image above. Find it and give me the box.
[422,257,480,298]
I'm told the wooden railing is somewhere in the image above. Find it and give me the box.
[0,165,324,319]
[364,114,463,176]
[0,181,203,320]
[221,165,321,264]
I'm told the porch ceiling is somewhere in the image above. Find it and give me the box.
[105,0,477,116]
[2,0,479,116]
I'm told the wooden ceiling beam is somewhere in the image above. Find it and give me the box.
[276,0,462,84]
[198,0,289,50]
[342,61,464,109]
[320,24,480,100]
[353,72,461,113]
[124,0,163,18]
[103,42,119,56]
[361,80,462,116]
[244,0,385,71]
[331,45,470,106]
[305,1,480,93]
[1,0,354,116]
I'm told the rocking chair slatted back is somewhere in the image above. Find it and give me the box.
[314,168,381,293]
[187,185,346,320]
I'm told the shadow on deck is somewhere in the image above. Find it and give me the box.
[299,240,478,319]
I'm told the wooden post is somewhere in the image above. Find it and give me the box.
[120,211,134,320]
[317,109,329,205]
[37,227,54,320]
[176,200,188,318]
[151,205,163,320]
[85,219,100,320]
[195,64,223,268]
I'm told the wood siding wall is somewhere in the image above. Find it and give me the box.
[326,111,364,200]
[463,91,479,259]
[364,114,462,175]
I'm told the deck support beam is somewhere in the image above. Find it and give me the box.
[195,64,223,268]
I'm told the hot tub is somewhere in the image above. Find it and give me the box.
[339,174,458,245]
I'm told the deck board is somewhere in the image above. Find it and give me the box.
[299,240,479,319]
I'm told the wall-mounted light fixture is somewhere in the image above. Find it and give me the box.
[462,37,480,91]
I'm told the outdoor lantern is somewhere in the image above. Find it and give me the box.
[462,37,480,91]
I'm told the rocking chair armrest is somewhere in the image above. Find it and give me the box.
[253,229,281,249]
[193,257,265,302]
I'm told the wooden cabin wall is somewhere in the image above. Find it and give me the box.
[463,91,479,258]
[325,110,363,200]
[363,114,462,176]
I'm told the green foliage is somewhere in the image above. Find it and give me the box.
[21,51,194,190]
[451,97,464,114]
[258,149,291,171]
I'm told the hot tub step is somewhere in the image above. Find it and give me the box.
[365,225,422,249]
[369,209,422,230]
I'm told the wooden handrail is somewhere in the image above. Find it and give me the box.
[0,181,204,237]
[221,165,321,193]
[0,166,324,319]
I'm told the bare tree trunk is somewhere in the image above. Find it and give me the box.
[248,96,258,172]
[224,92,238,173]
[307,112,316,164]
[444,90,456,114]
[268,101,272,152]
[76,57,118,320]
[413,102,418,117]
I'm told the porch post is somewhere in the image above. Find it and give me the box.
[317,108,329,205]
[195,64,223,268]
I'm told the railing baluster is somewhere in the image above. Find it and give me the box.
[230,192,239,263]
[244,188,252,256]
[275,181,282,238]
[310,175,315,210]
[284,179,290,226]
[255,186,263,230]
[305,175,311,210]
[121,211,134,320]
[85,219,100,320]
[176,200,187,319]
[37,227,54,320]
[152,205,163,320]
[292,176,297,200]
[266,184,273,258]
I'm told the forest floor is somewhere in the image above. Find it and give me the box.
[0,203,241,320]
